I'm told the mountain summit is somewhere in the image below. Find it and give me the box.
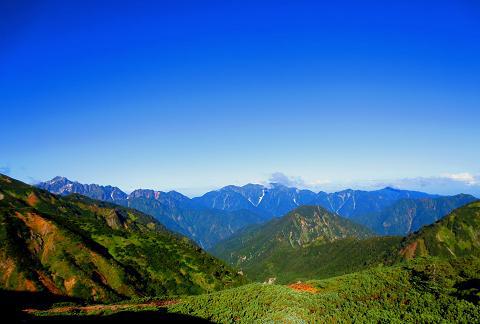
[212,205,375,279]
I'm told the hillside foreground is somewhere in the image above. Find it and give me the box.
[21,256,480,323]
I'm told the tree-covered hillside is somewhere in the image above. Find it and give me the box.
[31,257,480,323]
[398,200,480,260]
[0,174,244,303]
[212,205,386,282]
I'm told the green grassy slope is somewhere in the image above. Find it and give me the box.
[168,257,480,323]
[0,174,244,302]
[240,236,402,283]
[32,257,480,323]
[398,200,480,260]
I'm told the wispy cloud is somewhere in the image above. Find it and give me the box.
[267,172,331,189]
[371,173,480,189]
[264,171,480,196]
[268,172,306,187]
[441,172,479,185]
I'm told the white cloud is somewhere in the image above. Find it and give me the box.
[268,172,305,187]
[267,172,331,189]
[442,172,478,185]
[264,171,480,197]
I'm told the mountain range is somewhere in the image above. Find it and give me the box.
[38,177,266,249]
[194,183,437,219]
[38,177,477,248]
[2,173,480,322]
[212,200,480,283]
[356,194,477,235]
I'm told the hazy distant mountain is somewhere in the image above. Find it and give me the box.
[38,177,477,248]
[194,184,438,220]
[192,183,316,218]
[356,194,478,235]
[39,176,128,202]
[311,187,436,219]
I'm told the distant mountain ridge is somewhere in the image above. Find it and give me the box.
[40,176,128,202]
[193,183,439,219]
[193,183,318,218]
[38,177,477,248]
[357,194,478,236]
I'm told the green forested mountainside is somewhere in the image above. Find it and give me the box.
[213,206,374,262]
[214,202,480,284]
[33,257,480,323]
[212,205,381,282]
[0,174,244,302]
[356,194,478,235]
[398,200,480,260]
[167,257,480,323]
[232,236,402,283]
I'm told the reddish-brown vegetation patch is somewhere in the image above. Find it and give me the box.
[24,300,179,315]
[36,271,63,295]
[24,279,38,292]
[288,282,318,293]
[64,277,77,294]
[26,192,39,206]
[400,241,418,260]
[0,257,16,283]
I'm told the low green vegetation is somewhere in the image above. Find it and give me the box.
[31,257,480,323]
[239,236,402,283]
[168,257,480,323]
[0,174,244,302]
[398,200,480,260]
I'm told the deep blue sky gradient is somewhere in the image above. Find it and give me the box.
[1,1,480,196]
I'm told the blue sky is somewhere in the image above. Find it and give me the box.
[1,1,480,196]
